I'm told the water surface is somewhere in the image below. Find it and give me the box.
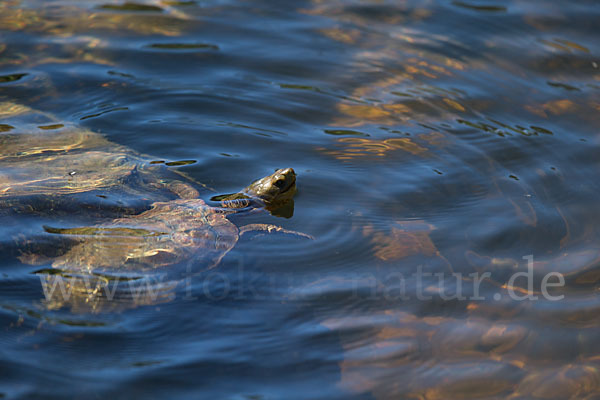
[1,0,600,398]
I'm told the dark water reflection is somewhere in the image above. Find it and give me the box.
[1,0,600,398]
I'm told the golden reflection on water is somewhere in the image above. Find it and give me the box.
[0,0,194,35]
[303,0,600,398]
[322,311,528,399]
[363,220,440,262]
[0,0,200,69]
[317,137,428,159]
[321,298,600,398]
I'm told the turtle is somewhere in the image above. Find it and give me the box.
[24,168,310,312]
[0,101,204,215]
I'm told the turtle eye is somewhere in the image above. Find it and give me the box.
[274,179,286,189]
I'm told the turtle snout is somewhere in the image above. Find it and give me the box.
[275,167,295,177]
[274,168,296,190]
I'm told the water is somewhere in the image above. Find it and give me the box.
[1,0,600,398]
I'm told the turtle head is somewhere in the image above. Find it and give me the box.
[244,168,297,204]
[211,168,297,217]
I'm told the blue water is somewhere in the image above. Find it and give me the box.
[1,0,600,398]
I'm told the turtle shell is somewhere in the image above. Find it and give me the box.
[51,199,239,273]
[0,103,200,205]
[32,199,240,313]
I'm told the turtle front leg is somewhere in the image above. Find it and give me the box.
[239,224,314,240]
